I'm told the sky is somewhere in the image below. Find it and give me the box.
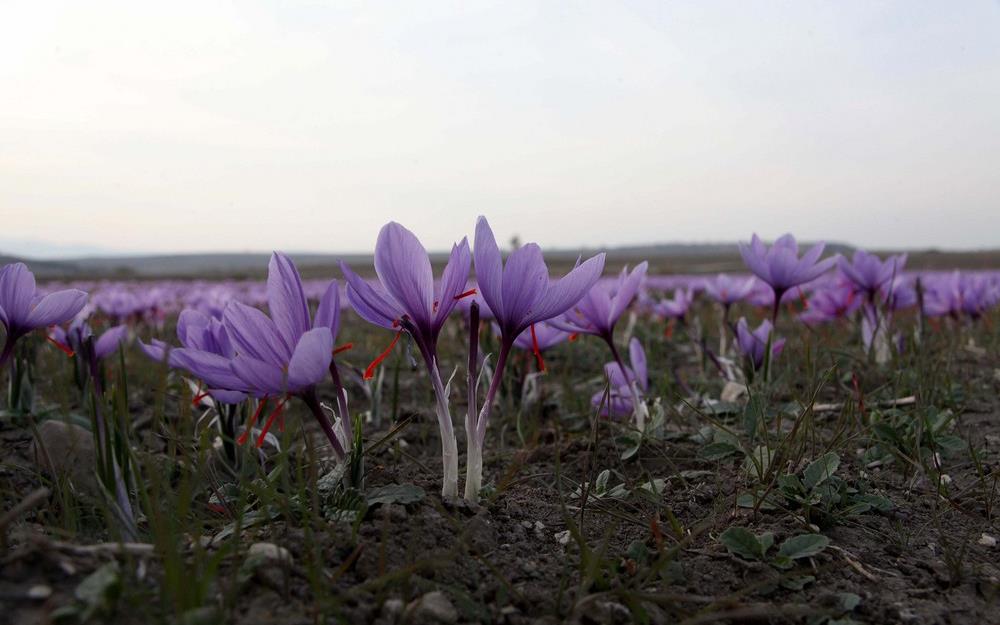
[2,0,999,258]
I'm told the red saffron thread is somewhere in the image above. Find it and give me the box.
[529,324,546,372]
[45,335,75,358]
[453,288,477,300]
[364,330,403,380]
[237,396,269,446]
[256,397,288,448]
[332,342,354,356]
[191,391,210,406]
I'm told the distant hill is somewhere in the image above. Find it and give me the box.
[4,243,1000,280]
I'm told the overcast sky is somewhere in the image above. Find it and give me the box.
[2,1,999,258]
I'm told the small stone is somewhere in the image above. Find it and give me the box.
[720,381,747,403]
[248,542,293,564]
[554,530,571,546]
[30,420,97,490]
[404,591,458,624]
[382,598,404,618]
[979,533,997,548]
[26,584,51,600]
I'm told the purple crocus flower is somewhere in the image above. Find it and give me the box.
[341,222,472,497]
[221,252,347,458]
[51,318,129,361]
[0,263,88,369]
[590,337,648,418]
[653,288,694,321]
[838,251,907,299]
[139,309,250,406]
[704,274,756,307]
[799,284,861,325]
[466,216,605,499]
[735,317,785,371]
[739,234,836,320]
[550,260,649,430]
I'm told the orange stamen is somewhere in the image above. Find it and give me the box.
[256,397,288,448]
[332,342,354,356]
[364,330,403,380]
[664,320,675,339]
[237,396,269,446]
[568,333,579,343]
[454,288,477,300]
[45,335,75,358]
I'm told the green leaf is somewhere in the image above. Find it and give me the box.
[803,452,840,491]
[780,575,815,590]
[699,442,740,461]
[778,533,830,559]
[736,491,779,510]
[365,483,425,507]
[719,527,763,560]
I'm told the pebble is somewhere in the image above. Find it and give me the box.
[248,542,293,564]
[26,585,51,600]
[979,533,997,548]
[404,591,458,624]
[29,420,97,490]
[554,530,571,546]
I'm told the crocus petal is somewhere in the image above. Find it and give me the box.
[608,262,648,324]
[24,289,88,330]
[341,262,403,330]
[523,253,606,327]
[374,222,435,331]
[739,239,770,284]
[267,252,311,351]
[500,244,548,329]
[628,337,648,391]
[230,353,286,396]
[94,325,129,360]
[223,302,291,364]
[173,348,248,391]
[177,309,210,347]
[138,338,170,363]
[286,327,334,390]
[433,238,472,329]
[313,280,341,339]
[0,263,36,327]
[473,216,505,321]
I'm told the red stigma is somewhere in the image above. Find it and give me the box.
[530,324,546,372]
[454,288,477,301]
[256,397,289,448]
[364,330,403,380]
[568,333,579,342]
[45,335,75,358]
[664,320,675,339]
[332,342,354,356]
[238,396,269,446]
[192,391,211,406]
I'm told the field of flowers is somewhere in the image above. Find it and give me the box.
[2,219,999,624]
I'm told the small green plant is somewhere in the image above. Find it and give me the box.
[740,452,893,528]
[719,526,830,590]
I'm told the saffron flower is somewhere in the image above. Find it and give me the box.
[735,317,785,371]
[466,216,605,499]
[837,251,907,299]
[223,253,347,458]
[0,263,88,370]
[51,319,130,362]
[551,260,649,429]
[341,222,472,497]
[591,337,648,418]
[739,234,836,320]
[703,274,756,307]
[139,309,250,405]
[799,284,861,325]
[653,288,694,321]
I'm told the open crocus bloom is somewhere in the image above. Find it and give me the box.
[591,337,648,418]
[1,262,88,368]
[552,262,648,340]
[739,234,836,318]
[704,274,756,306]
[837,251,907,298]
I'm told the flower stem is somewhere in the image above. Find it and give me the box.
[301,389,347,462]
[466,338,511,501]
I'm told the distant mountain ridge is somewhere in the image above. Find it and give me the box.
[4,242,999,280]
